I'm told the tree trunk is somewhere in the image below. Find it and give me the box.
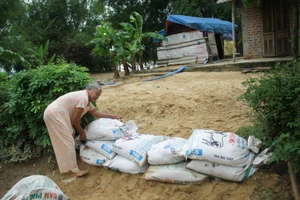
[122,56,130,76]
[113,63,120,79]
[131,54,136,71]
[139,50,144,70]
[292,2,299,59]
[288,162,300,200]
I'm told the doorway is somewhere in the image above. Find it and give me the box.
[262,0,290,57]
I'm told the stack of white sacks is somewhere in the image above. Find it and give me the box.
[181,129,271,182]
[80,118,271,183]
[79,118,165,174]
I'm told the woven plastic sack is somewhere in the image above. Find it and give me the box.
[85,140,116,159]
[144,162,208,184]
[1,175,69,200]
[104,155,149,174]
[186,160,257,182]
[80,145,108,166]
[181,129,259,167]
[84,118,139,141]
[147,137,187,165]
[112,134,165,166]
[186,148,272,182]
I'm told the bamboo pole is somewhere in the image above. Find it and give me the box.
[232,0,236,62]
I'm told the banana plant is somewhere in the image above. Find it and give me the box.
[122,12,166,71]
[0,46,30,72]
[90,22,131,77]
[115,31,131,76]
[27,40,56,67]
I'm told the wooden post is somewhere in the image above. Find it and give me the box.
[293,1,299,59]
[288,162,300,200]
[232,0,236,62]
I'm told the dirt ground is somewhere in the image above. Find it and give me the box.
[0,70,295,200]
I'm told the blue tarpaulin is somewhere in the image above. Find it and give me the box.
[142,66,185,82]
[154,29,166,43]
[166,15,237,35]
[154,15,237,41]
[97,81,116,86]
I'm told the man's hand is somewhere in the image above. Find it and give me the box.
[113,114,122,120]
[80,132,87,144]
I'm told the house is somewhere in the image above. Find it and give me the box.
[218,0,296,59]
[156,15,237,67]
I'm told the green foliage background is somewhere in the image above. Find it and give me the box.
[0,61,94,163]
[238,60,300,174]
[0,0,236,73]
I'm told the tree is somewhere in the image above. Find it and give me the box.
[0,46,30,73]
[290,0,299,59]
[105,0,171,64]
[0,0,111,73]
[120,12,166,71]
[171,0,232,19]
[0,0,34,72]
[21,0,109,72]
[90,22,125,78]
[27,40,56,67]
[90,12,166,77]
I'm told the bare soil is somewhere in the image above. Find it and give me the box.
[0,70,295,200]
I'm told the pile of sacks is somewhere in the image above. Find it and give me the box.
[78,118,272,184]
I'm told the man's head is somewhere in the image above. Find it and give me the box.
[86,82,102,102]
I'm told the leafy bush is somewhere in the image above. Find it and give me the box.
[0,61,94,163]
[238,60,300,174]
[0,72,8,103]
[0,72,9,138]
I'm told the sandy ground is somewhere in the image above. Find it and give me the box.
[0,70,294,200]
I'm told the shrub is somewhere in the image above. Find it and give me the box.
[238,60,300,174]
[0,72,8,105]
[0,61,94,163]
[0,72,9,143]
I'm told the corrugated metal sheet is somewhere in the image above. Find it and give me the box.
[216,0,231,3]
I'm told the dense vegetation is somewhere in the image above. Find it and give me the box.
[238,60,300,174]
[0,61,95,162]
[0,0,234,74]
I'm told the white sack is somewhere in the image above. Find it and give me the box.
[85,140,116,159]
[80,145,108,166]
[186,160,257,182]
[84,118,139,141]
[144,162,208,184]
[1,175,69,200]
[252,148,272,167]
[186,147,272,182]
[181,129,258,167]
[104,155,149,174]
[113,134,165,166]
[147,137,187,165]
[248,135,262,153]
